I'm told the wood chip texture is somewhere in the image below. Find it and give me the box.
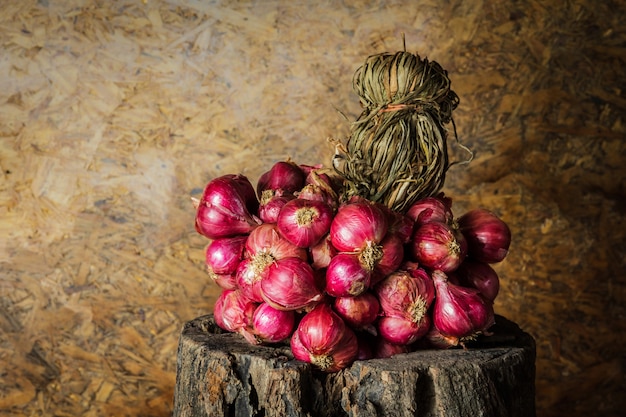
[1,1,624,417]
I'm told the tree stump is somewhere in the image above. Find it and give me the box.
[173,314,535,417]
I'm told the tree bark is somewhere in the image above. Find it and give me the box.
[173,315,535,417]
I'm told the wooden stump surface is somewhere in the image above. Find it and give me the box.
[173,315,535,417]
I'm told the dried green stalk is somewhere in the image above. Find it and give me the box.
[333,51,459,212]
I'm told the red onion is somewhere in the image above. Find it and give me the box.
[258,189,295,224]
[205,236,247,275]
[210,272,238,291]
[333,291,380,331]
[451,259,500,301]
[373,234,405,277]
[257,160,305,197]
[431,270,495,340]
[309,234,337,269]
[235,259,264,302]
[377,314,431,345]
[213,289,258,343]
[375,268,435,324]
[391,212,415,244]
[325,253,372,297]
[458,209,511,264]
[406,195,453,227]
[277,199,334,248]
[261,257,322,311]
[195,175,261,239]
[290,303,358,372]
[411,221,467,272]
[329,200,388,252]
[252,303,296,344]
[246,223,307,262]
[237,224,306,302]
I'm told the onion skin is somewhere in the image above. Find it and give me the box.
[277,199,334,248]
[431,269,495,339]
[325,253,372,297]
[252,303,296,344]
[260,257,322,311]
[411,221,467,272]
[291,303,358,372]
[330,200,388,252]
[458,209,511,264]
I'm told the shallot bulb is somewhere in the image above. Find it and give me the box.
[373,234,405,277]
[377,314,431,345]
[375,268,435,324]
[431,270,495,340]
[252,303,296,344]
[235,259,264,302]
[325,253,372,297]
[246,223,307,263]
[205,235,245,290]
[411,221,467,272]
[458,209,511,264]
[261,257,322,311]
[210,272,238,291]
[302,169,341,209]
[406,195,453,227]
[329,200,388,252]
[290,303,358,372]
[257,160,305,197]
[213,289,258,343]
[451,259,500,301]
[205,236,247,276]
[238,224,307,302]
[258,189,295,224]
[277,198,334,248]
[333,291,380,332]
[195,174,261,239]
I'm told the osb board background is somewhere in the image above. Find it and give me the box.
[0,0,624,416]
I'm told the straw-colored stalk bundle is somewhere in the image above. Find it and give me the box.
[333,51,460,212]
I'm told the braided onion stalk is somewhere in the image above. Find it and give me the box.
[333,50,461,213]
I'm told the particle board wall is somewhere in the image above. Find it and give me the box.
[1,1,624,416]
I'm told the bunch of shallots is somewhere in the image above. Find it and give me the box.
[194,160,511,372]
